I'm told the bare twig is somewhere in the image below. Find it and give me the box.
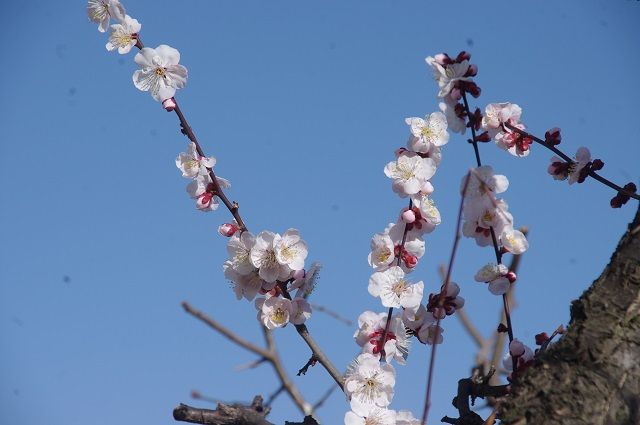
[182,302,312,415]
[309,303,353,326]
[173,396,272,425]
[312,385,338,411]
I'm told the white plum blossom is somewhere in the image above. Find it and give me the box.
[224,264,263,301]
[176,142,216,179]
[402,304,436,332]
[274,229,308,272]
[547,147,592,184]
[368,233,395,272]
[344,353,396,416]
[494,122,533,157]
[474,263,511,295]
[417,323,444,345]
[255,296,293,329]
[105,15,140,54]
[250,231,294,283]
[405,111,449,153]
[344,407,397,425]
[354,312,410,364]
[408,192,441,237]
[290,297,312,325]
[463,166,509,200]
[133,45,188,101]
[501,228,529,255]
[87,0,125,33]
[226,232,256,275]
[368,266,423,310]
[384,152,436,198]
[396,410,421,425]
[439,100,466,134]
[462,199,513,247]
[292,262,321,298]
[425,56,471,98]
[481,103,522,138]
[384,222,425,272]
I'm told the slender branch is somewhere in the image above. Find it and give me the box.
[312,385,338,410]
[182,301,272,359]
[421,171,470,425]
[504,123,639,201]
[294,323,345,390]
[182,302,311,415]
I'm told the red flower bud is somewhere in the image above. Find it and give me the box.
[218,223,239,237]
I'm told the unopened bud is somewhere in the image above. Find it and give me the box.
[544,127,562,145]
[162,97,176,112]
[402,209,416,224]
[218,223,239,237]
[535,332,549,346]
[464,64,478,77]
[421,181,434,195]
[506,271,517,283]
[591,159,604,171]
[403,253,418,269]
[434,53,450,65]
[497,323,509,333]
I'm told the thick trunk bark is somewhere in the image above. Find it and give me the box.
[501,206,640,425]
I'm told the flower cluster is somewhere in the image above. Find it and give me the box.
[88,0,188,103]
[462,166,528,295]
[222,229,312,329]
[343,83,462,423]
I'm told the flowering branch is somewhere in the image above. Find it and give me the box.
[504,122,640,203]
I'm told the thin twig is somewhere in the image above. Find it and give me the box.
[309,303,353,326]
[421,171,471,425]
[312,385,338,411]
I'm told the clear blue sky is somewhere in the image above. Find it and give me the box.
[1,1,639,424]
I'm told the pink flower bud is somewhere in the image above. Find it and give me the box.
[544,127,562,145]
[535,332,549,346]
[162,97,176,112]
[403,252,418,269]
[506,271,517,283]
[464,64,478,77]
[509,339,525,357]
[421,181,434,195]
[401,209,416,224]
[218,223,238,237]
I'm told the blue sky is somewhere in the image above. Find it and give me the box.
[1,1,639,424]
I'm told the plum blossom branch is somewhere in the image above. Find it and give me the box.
[504,122,640,201]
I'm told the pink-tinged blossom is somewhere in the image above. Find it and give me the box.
[250,231,293,283]
[187,174,218,211]
[274,228,308,272]
[495,123,533,157]
[405,111,449,153]
[290,297,312,325]
[344,407,397,425]
[176,142,216,179]
[439,100,466,135]
[344,353,396,416]
[425,56,472,98]
[255,296,293,329]
[501,229,529,255]
[133,45,188,102]
[409,192,441,236]
[368,266,424,310]
[87,0,125,33]
[292,262,321,298]
[385,222,426,265]
[426,282,465,319]
[481,103,522,138]
[105,15,140,54]
[548,147,592,185]
[226,232,256,275]
[218,223,239,237]
[354,312,410,364]
[384,152,436,198]
[368,233,395,272]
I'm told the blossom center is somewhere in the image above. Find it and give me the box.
[391,280,407,296]
[155,67,167,77]
[271,308,287,324]
[397,164,415,181]
[420,126,434,139]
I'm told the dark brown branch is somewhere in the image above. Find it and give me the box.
[297,355,318,376]
[440,377,509,425]
[173,396,272,425]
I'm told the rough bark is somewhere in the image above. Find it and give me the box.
[501,206,640,425]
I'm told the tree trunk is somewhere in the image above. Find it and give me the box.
[501,206,640,425]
